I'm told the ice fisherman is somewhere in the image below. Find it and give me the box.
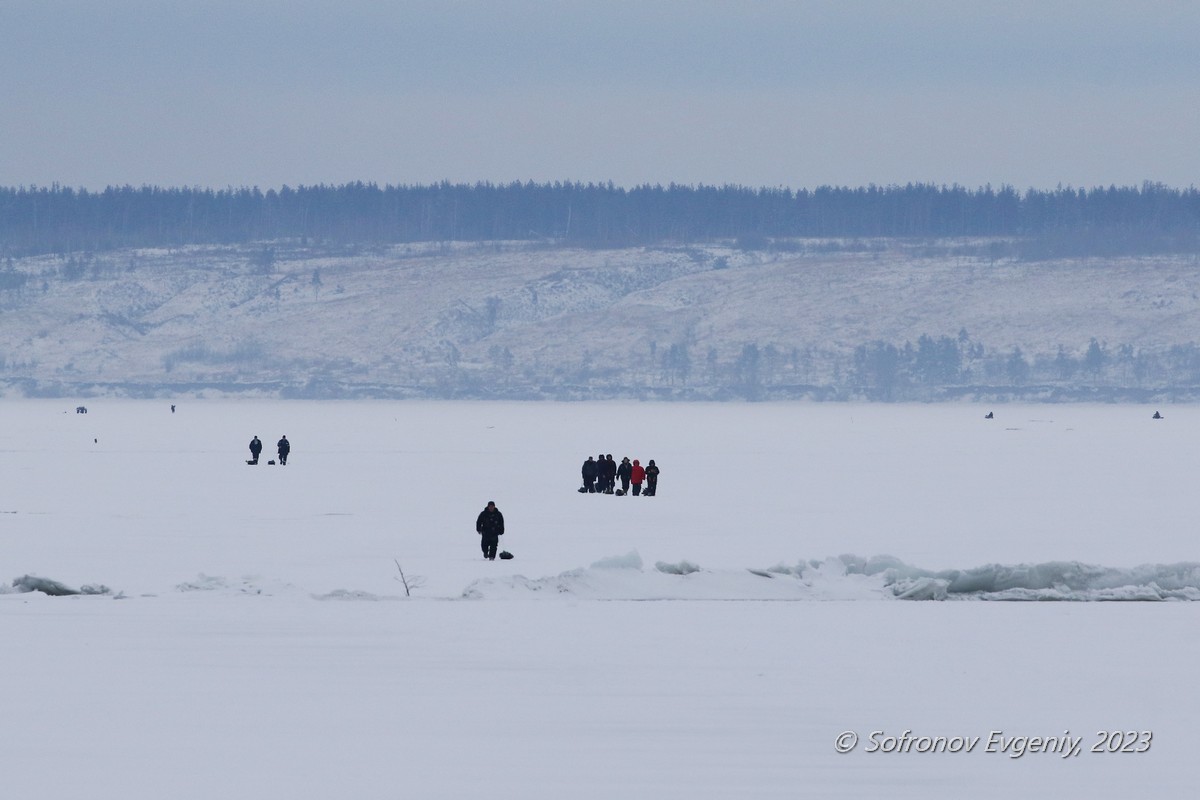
[581,456,598,493]
[277,435,291,465]
[602,454,617,493]
[248,436,263,464]
[476,501,505,560]
[630,459,646,496]
[617,457,632,494]
[644,459,660,496]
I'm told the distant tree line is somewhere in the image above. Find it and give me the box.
[2,181,1200,258]
[7,323,1200,401]
[848,333,1200,401]
[455,330,1200,402]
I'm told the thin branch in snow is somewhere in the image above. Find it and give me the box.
[393,559,425,597]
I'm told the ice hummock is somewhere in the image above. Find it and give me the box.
[462,554,1200,602]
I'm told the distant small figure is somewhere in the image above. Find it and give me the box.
[476,500,505,560]
[985,411,994,419]
[630,459,646,496]
[76,406,87,414]
[171,404,176,413]
[248,436,262,464]
[644,459,660,496]
[277,435,290,465]
[1152,411,1163,419]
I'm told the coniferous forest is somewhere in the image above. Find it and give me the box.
[3,180,1200,258]
[4,180,1200,401]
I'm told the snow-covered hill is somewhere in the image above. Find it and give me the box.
[3,239,1199,399]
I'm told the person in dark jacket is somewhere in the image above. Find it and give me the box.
[476,501,505,560]
[602,454,617,493]
[582,456,599,493]
[617,457,632,494]
[248,436,262,464]
[277,435,290,465]
[630,459,646,496]
[644,459,660,496]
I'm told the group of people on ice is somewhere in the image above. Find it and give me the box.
[248,435,290,465]
[475,455,662,561]
[581,454,660,496]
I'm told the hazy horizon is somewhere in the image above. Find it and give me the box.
[3,1,1199,193]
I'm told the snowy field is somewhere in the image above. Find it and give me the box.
[3,400,1198,797]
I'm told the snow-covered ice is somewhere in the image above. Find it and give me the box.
[2,400,1197,797]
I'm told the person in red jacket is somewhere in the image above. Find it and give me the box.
[630,459,646,496]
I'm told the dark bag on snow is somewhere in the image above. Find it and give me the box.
[499,551,514,560]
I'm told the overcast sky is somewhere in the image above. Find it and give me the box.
[3,1,1199,191]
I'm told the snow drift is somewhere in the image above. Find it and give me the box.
[462,554,1200,602]
[14,557,1199,603]
[5,575,112,596]
[850,555,1200,601]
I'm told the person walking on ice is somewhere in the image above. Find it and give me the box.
[277,435,290,465]
[476,500,505,560]
[248,436,262,464]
